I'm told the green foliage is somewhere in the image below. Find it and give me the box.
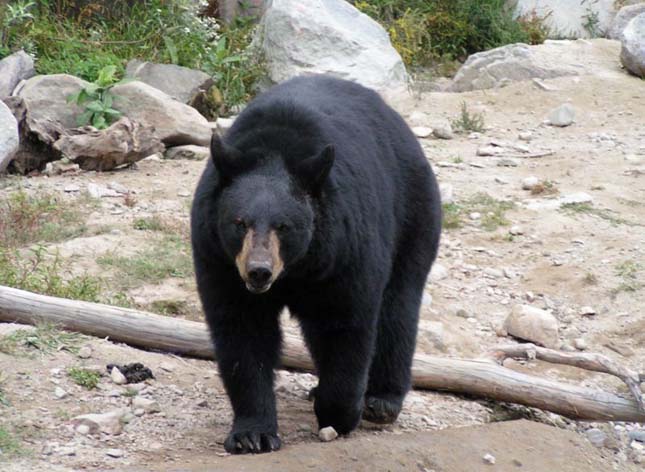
[355,0,546,66]
[0,190,86,248]
[68,367,101,389]
[452,102,486,133]
[0,247,102,303]
[67,65,124,129]
[0,425,24,458]
[0,322,84,356]
[442,194,515,231]
[1,0,263,113]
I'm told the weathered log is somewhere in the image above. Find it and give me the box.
[0,285,643,423]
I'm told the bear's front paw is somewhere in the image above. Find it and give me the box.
[224,426,281,454]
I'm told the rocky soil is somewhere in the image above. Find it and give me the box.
[1,43,645,471]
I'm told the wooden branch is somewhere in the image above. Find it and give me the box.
[488,344,644,412]
[0,285,643,423]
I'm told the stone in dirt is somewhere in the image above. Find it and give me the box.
[105,448,125,458]
[586,428,609,448]
[132,396,161,414]
[609,4,645,40]
[0,50,35,98]
[522,176,540,190]
[483,453,496,465]
[72,408,129,435]
[450,40,621,92]
[110,367,127,385]
[412,127,432,138]
[164,145,210,161]
[0,100,19,173]
[125,60,213,104]
[318,426,338,442]
[504,304,559,348]
[54,387,68,399]
[548,103,576,127]
[620,14,645,78]
[433,124,454,140]
[258,0,408,94]
[106,362,155,383]
[111,81,211,146]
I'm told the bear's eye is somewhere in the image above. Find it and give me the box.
[234,218,247,230]
[275,223,290,233]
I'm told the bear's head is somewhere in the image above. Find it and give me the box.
[211,133,334,294]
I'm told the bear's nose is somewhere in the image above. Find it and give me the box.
[248,264,272,287]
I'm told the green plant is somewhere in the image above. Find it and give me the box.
[452,101,485,133]
[67,64,124,129]
[0,190,86,248]
[517,9,552,44]
[0,425,24,458]
[613,261,641,294]
[68,367,101,389]
[0,322,84,356]
[441,193,515,231]
[1,0,35,49]
[582,1,602,38]
[560,202,637,227]
[0,247,102,302]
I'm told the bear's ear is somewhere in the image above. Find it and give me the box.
[295,144,335,193]
[210,132,242,179]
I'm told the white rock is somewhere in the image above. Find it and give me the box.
[63,184,81,193]
[483,453,496,465]
[258,0,408,93]
[469,212,481,220]
[318,426,338,442]
[548,103,575,127]
[110,367,127,385]
[559,192,593,205]
[579,306,596,316]
[610,4,645,40]
[75,424,90,435]
[509,225,524,236]
[574,338,588,350]
[429,263,449,282]
[57,446,76,456]
[0,100,19,173]
[133,408,146,417]
[412,127,432,138]
[432,124,454,140]
[439,183,454,204]
[72,409,129,435]
[108,181,129,194]
[477,146,503,156]
[87,183,120,199]
[522,176,540,190]
[504,304,559,348]
[177,190,191,197]
[518,131,533,141]
[216,117,235,133]
[620,14,645,78]
[484,268,503,279]
[77,346,92,359]
[106,448,125,458]
[54,387,68,399]
[132,396,161,413]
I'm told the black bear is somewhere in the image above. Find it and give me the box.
[191,75,442,454]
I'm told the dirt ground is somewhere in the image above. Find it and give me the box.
[1,40,644,470]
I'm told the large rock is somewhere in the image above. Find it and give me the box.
[609,3,645,40]
[0,50,35,97]
[0,100,19,172]
[450,39,621,92]
[513,0,618,38]
[125,60,213,104]
[111,81,211,146]
[258,0,408,93]
[17,74,88,129]
[504,304,559,348]
[620,13,645,78]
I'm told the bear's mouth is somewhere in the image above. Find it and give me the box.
[245,281,273,294]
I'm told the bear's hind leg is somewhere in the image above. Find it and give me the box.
[363,249,433,424]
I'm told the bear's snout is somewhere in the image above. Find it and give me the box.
[235,229,284,294]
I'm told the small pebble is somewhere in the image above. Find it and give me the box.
[574,338,587,351]
[54,387,68,399]
[412,126,433,138]
[509,226,524,236]
[110,367,127,385]
[76,424,90,435]
[78,346,92,359]
[521,176,540,190]
[579,306,596,316]
[518,131,533,141]
[319,426,338,442]
[106,448,124,458]
[483,453,496,465]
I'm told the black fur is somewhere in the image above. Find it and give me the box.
[191,75,442,454]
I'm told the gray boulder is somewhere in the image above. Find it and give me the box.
[0,50,35,98]
[125,60,213,104]
[17,74,88,129]
[504,304,559,348]
[111,81,211,146]
[609,3,645,40]
[620,13,645,78]
[258,0,408,92]
[0,100,19,172]
[450,39,621,92]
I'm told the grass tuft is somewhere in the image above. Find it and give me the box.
[68,367,101,390]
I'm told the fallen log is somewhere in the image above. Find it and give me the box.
[0,285,643,423]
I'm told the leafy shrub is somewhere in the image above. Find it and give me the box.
[355,0,545,66]
[67,65,124,129]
